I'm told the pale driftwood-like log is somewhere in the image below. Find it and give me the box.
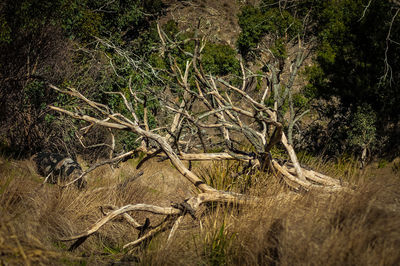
[50,106,129,130]
[100,205,142,228]
[60,204,182,251]
[280,129,306,181]
[272,160,348,193]
[134,146,255,162]
[284,165,341,187]
[60,204,181,242]
[59,191,257,250]
[179,152,253,161]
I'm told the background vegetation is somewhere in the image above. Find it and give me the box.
[1,0,399,161]
[237,0,400,159]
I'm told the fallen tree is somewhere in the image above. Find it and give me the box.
[48,23,351,251]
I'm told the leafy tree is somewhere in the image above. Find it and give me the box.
[307,0,400,155]
[348,104,376,152]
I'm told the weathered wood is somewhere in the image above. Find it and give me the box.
[179,152,253,161]
[59,192,257,250]
[280,132,306,181]
[51,99,216,193]
[60,204,181,242]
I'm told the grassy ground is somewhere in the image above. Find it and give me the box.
[0,155,400,265]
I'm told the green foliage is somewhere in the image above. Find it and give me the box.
[303,65,326,99]
[237,4,302,56]
[308,0,400,124]
[58,0,147,42]
[293,93,310,110]
[0,0,152,44]
[202,43,240,76]
[301,0,400,155]
[378,159,389,169]
[13,0,61,30]
[142,0,165,15]
[0,0,165,157]
[61,3,103,41]
[347,104,376,149]
[149,52,167,69]
[163,19,180,38]
[270,38,287,59]
[237,6,265,55]
[24,80,47,109]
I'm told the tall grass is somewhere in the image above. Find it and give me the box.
[1,155,400,265]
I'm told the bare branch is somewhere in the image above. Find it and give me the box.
[50,93,217,193]
[50,106,128,130]
[123,218,173,249]
[358,0,372,21]
[61,150,135,188]
[167,215,184,243]
[100,205,142,228]
[381,8,400,85]
[60,204,181,242]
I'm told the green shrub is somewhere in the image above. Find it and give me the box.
[202,43,240,76]
[237,5,301,56]
[237,5,266,55]
[347,104,376,150]
[378,159,388,169]
[24,80,47,109]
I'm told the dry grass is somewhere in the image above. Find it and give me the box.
[1,155,400,265]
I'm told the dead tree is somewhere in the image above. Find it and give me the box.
[47,24,351,251]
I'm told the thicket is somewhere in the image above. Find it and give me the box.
[307,0,400,158]
[0,0,164,157]
[237,0,400,159]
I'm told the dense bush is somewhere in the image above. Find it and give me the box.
[202,43,240,76]
[237,3,302,56]
[237,0,400,157]
[0,0,164,157]
[308,0,400,156]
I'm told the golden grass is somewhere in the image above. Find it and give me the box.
[1,155,400,265]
